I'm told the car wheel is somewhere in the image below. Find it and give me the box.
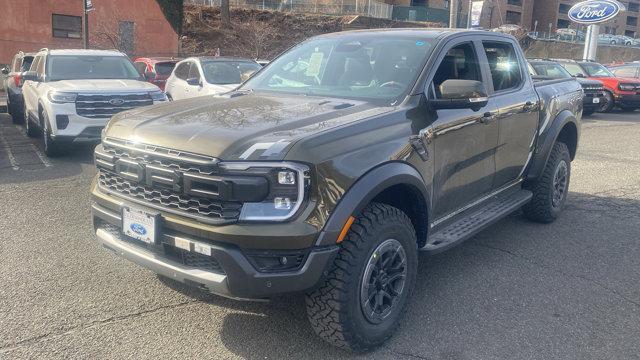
[41,111,64,157]
[24,103,39,137]
[166,93,173,101]
[522,141,571,223]
[306,203,418,351]
[599,91,614,112]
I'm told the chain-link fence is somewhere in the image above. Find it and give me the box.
[186,0,393,19]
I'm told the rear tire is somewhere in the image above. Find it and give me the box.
[306,203,418,351]
[522,142,571,223]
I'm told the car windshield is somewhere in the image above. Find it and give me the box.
[201,61,261,85]
[581,63,614,77]
[154,62,177,76]
[241,35,435,102]
[560,62,588,77]
[531,63,572,79]
[46,55,141,81]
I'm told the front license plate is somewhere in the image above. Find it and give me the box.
[593,97,600,104]
[122,207,156,244]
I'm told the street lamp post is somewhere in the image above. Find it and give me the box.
[82,0,89,49]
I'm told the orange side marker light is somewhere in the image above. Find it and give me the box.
[337,216,356,244]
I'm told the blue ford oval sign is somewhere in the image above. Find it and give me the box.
[130,223,147,236]
[568,0,623,24]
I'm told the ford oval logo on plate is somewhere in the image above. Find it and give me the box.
[568,0,623,24]
[109,98,125,106]
[130,223,147,236]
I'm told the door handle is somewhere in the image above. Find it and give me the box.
[523,101,536,112]
[480,112,496,124]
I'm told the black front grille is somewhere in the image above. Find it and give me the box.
[76,93,153,118]
[164,246,225,274]
[98,171,242,222]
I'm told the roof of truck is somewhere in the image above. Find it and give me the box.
[38,49,126,56]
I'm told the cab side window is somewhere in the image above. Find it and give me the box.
[432,43,482,98]
[174,62,189,80]
[134,62,147,75]
[482,41,522,92]
[188,62,201,81]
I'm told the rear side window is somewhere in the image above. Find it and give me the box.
[154,62,176,75]
[482,41,523,92]
[21,56,34,72]
[431,42,482,98]
[612,67,637,77]
[188,62,201,81]
[174,62,189,80]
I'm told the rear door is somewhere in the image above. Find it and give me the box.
[167,61,190,100]
[481,40,539,188]
[427,38,500,220]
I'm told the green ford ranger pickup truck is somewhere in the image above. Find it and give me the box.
[91,29,583,350]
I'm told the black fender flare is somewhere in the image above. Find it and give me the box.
[314,161,430,246]
[526,109,578,181]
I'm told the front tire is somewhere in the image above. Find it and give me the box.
[522,142,571,223]
[24,103,39,137]
[306,203,418,351]
[599,91,614,112]
[41,111,63,157]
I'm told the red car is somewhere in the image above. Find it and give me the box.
[133,57,181,91]
[555,59,640,112]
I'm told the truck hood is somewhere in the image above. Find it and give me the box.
[47,79,159,93]
[104,92,390,160]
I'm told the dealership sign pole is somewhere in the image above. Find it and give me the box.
[568,0,625,61]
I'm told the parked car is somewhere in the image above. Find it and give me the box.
[528,59,604,116]
[91,29,583,350]
[608,62,640,79]
[165,57,261,100]
[133,57,180,91]
[598,33,619,45]
[21,49,166,156]
[556,28,584,42]
[1,51,35,123]
[555,59,640,112]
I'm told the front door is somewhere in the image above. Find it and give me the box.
[427,40,499,220]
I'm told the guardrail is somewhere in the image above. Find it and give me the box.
[186,0,393,19]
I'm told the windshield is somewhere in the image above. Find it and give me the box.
[241,35,435,102]
[46,55,141,81]
[202,61,261,85]
[531,63,572,79]
[560,62,588,77]
[581,63,614,77]
[154,62,177,76]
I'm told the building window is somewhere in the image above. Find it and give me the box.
[625,30,636,37]
[507,0,522,6]
[559,4,571,14]
[505,10,521,24]
[557,19,571,28]
[627,16,638,27]
[629,2,639,12]
[52,14,82,39]
[411,0,427,6]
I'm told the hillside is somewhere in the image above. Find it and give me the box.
[181,5,443,59]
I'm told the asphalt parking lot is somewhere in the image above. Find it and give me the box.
[1,110,639,359]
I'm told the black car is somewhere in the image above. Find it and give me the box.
[528,59,605,116]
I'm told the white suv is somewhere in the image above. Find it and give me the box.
[22,49,166,156]
[165,57,260,101]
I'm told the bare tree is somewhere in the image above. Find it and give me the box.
[221,0,230,28]
[91,9,134,54]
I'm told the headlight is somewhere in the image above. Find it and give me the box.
[220,162,310,222]
[619,84,636,91]
[149,90,167,101]
[47,91,77,103]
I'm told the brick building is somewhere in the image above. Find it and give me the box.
[0,0,180,65]
[459,0,535,29]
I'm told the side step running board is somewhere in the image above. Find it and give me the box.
[421,190,533,255]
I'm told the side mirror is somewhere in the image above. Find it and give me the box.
[22,71,41,82]
[1,67,9,75]
[430,79,488,110]
[186,77,201,86]
[144,70,156,81]
[574,73,585,78]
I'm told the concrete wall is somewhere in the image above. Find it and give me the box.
[0,0,179,64]
[524,38,640,63]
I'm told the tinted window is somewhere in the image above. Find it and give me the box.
[52,14,82,39]
[202,61,261,85]
[46,55,140,81]
[134,62,147,75]
[242,35,435,102]
[174,62,189,80]
[611,67,638,77]
[21,56,34,72]
[432,42,482,98]
[154,62,177,75]
[531,63,572,79]
[483,41,523,92]
[188,62,201,81]
[560,62,587,77]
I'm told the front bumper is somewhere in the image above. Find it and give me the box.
[614,93,640,107]
[582,91,604,110]
[91,186,338,300]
